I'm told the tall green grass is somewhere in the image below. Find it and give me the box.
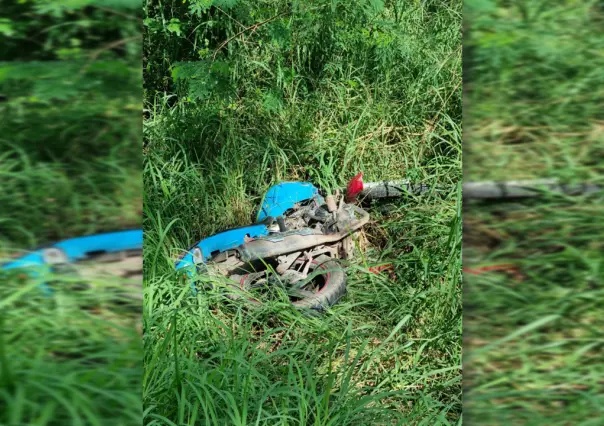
[1,2,142,425]
[1,0,142,248]
[144,0,462,424]
[0,271,142,425]
[464,1,604,423]
[0,146,141,250]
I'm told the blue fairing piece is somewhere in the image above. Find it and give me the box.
[175,223,270,271]
[175,223,270,293]
[1,229,143,271]
[256,182,322,222]
[1,252,46,271]
[55,229,142,259]
[1,230,143,293]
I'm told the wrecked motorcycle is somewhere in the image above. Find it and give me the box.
[1,229,143,297]
[175,174,429,310]
[5,177,598,305]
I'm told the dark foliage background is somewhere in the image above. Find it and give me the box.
[1,0,142,249]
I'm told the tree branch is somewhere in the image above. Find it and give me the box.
[88,35,142,61]
[93,6,139,21]
[212,12,288,60]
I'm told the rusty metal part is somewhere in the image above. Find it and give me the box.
[300,252,313,277]
[77,251,143,300]
[340,236,355,259]
[358,179,601,201]
[78,255,141,280]
[285,217,306,230]
[237,205,369,262]
[325,195,337,212]
[338,194,345,210]
[358,180,430,200]
[276,251,302,274]
[305,245,338,259]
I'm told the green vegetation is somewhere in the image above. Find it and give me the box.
[0,0,142,250]
[464,0,604,424]
[144,0,461,424]
[0,274,142,425]
[0,1,142,425]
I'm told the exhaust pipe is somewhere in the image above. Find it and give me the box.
[356,179,601,200]
[462,179,601,199]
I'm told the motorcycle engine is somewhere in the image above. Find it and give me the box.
[275,197,345,234]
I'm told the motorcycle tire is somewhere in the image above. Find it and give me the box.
[233,255,347,311]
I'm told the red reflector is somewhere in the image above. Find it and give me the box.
[346,172,364,202]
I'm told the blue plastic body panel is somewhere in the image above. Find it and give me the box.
[1,230,143,292]
[2,229,143,270]
[256,182,322,221]
[174,223,270,272]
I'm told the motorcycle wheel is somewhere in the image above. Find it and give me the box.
[233,255,347,311]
